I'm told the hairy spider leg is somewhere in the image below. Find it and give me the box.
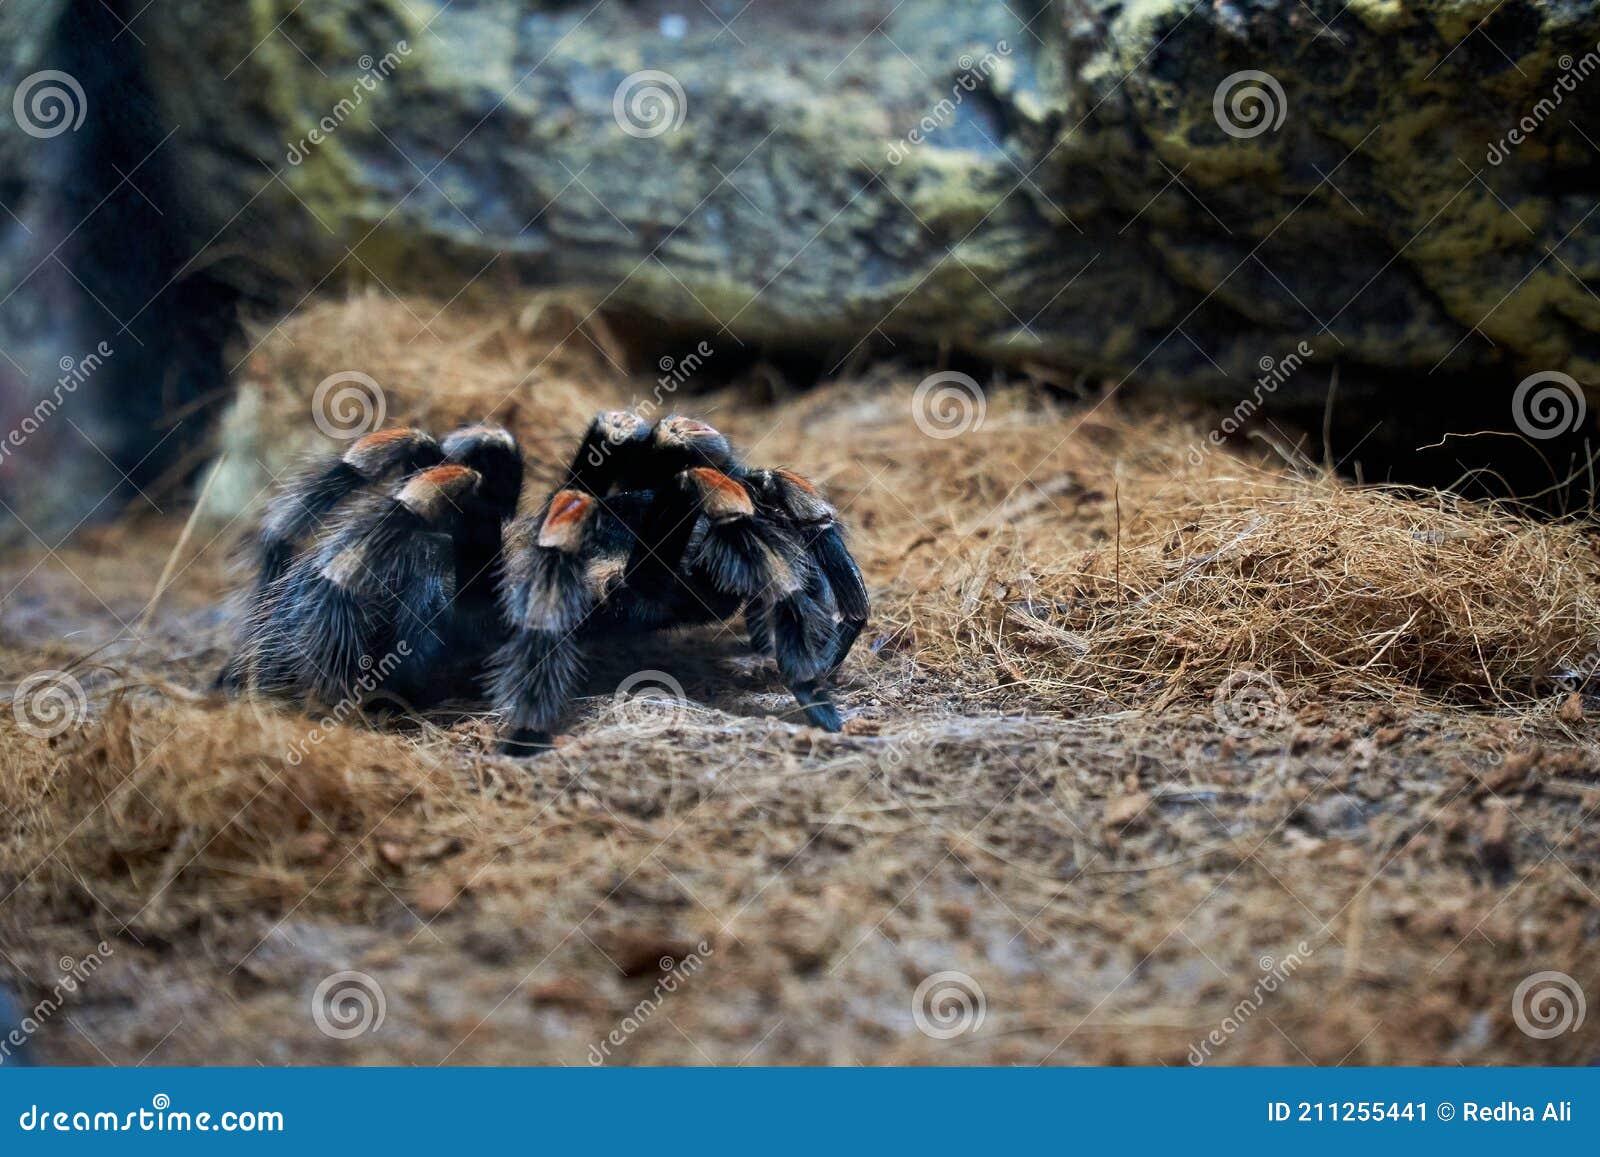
[675,468,843,732]
[218,427,443,692]
[489,490,610,754]
[257,427,443,592]
[438,424,526,670]
[229,465,480,709]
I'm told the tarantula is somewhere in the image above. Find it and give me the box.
[217,413,869,754]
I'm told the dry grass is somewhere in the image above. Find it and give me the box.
[1,292,1597,1066]
[223,292,1600,717]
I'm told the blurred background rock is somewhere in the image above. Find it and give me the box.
[3,0,1599,537]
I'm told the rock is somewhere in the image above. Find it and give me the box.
[4,0,1599,531]
[133,0,1600,384]
[0,0,238,541]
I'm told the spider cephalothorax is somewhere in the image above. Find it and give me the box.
[217,413,869,754]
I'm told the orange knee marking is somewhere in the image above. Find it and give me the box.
[419,464,474,487]
[769,468,833,522]
[538,490,593,549]
[356,427,418,448]
[688,468,754,518]
[397,464,480,519]
[345,427,435,473]
[776,468,818,494]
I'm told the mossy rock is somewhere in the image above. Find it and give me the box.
[2,0,1599,533]
[119,0,1599,391]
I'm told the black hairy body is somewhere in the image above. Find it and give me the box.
[217,414,868,754]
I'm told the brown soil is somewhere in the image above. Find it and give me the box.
[1,296,1597,1066]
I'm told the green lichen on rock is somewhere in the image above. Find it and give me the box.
[12,0,1600,412]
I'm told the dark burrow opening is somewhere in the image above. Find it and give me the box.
[609,314,1600,518]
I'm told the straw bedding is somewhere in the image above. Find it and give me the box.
[0,294,1595,1065]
